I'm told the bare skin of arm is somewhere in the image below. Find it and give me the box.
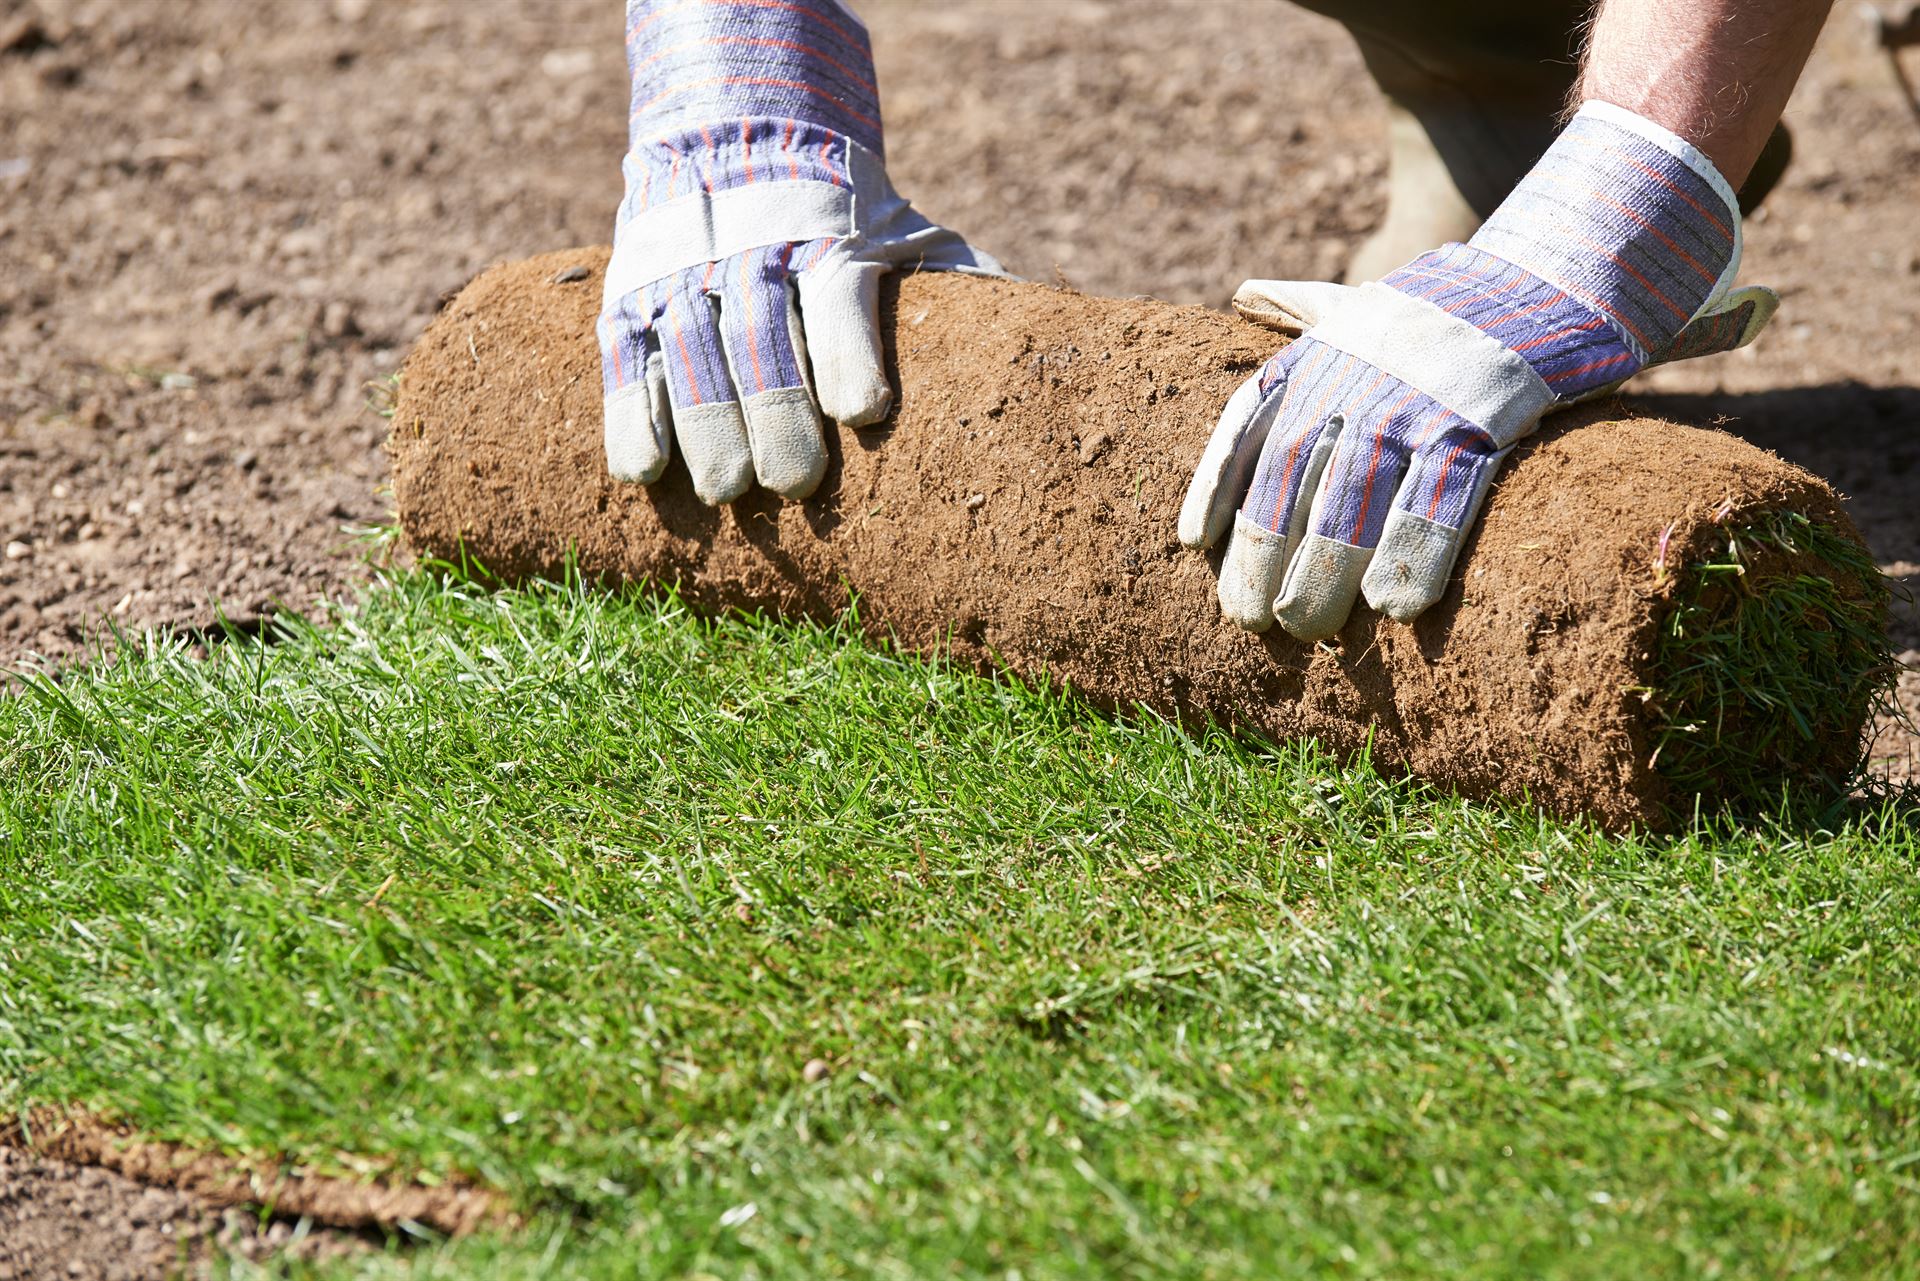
[1579,0,1834,185]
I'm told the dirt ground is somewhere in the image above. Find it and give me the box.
[2,0,1917,1269]
[0,1144,362,1280]
[0,1109,501,1278]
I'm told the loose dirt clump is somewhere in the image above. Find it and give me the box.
[392,252,1885,830]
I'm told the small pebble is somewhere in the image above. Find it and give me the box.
[802,1058,832,1083]
[965,493,986,509]
[551,264,591,284]
[278,227,326,259]
[4,540,30,560]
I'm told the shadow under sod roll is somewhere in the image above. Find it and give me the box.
[389,248,1890,831]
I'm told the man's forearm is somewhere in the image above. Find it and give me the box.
[1579,0,1832,185]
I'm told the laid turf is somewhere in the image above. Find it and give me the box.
[2,569,1917,1279]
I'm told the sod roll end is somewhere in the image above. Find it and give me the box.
[389,248,1892,829]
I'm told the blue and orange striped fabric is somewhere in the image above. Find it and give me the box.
[1243,338,1498,549]
[1470,106,1736,367]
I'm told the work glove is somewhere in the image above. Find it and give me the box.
[600,0,1003,504]
[1180,102,1778,640]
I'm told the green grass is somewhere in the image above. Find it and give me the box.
[1,569,1917,1279]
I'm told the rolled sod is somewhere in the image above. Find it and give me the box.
[389,248,1891,829]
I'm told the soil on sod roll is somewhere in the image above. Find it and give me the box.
[389,249,1889,830]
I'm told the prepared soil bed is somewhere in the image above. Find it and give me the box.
[0,1142,322,1281]
[390,251,1893,830]
[5,1,1916,1274]
[0,1143,368,1281]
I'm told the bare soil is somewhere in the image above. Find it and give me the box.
[0,1145,360,1281]
[3,0,1917,1269]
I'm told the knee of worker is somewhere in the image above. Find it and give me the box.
[1312,4,1791,281]
[1345,101,1485,282]
[1322,8,1577,281]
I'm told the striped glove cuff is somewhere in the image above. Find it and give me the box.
[1388,101,1743,405]
[623,0,882,154]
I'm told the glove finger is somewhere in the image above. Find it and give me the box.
[1216,352,1350,631]
[1178,363,1284,550]
[1235,342,1353,543]
[1181,338,1339,550]
[1647,285,1779,367]
[1362,427,1510,621]
[1552,286,1782,411]
[599,292,672,484]
[1230,279,1358,336]
[796,257,892,427]
[835,145,1010,278]
[660,276,753,505]
[1272,399,1416,642]
[716,247,828,498]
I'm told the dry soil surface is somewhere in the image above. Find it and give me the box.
[2,0,1917,1269]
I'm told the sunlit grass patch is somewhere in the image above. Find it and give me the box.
[1,570,1916,1279]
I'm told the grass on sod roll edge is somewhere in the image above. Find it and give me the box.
[1646,509,1903,818]
[1,564,1916,1279]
